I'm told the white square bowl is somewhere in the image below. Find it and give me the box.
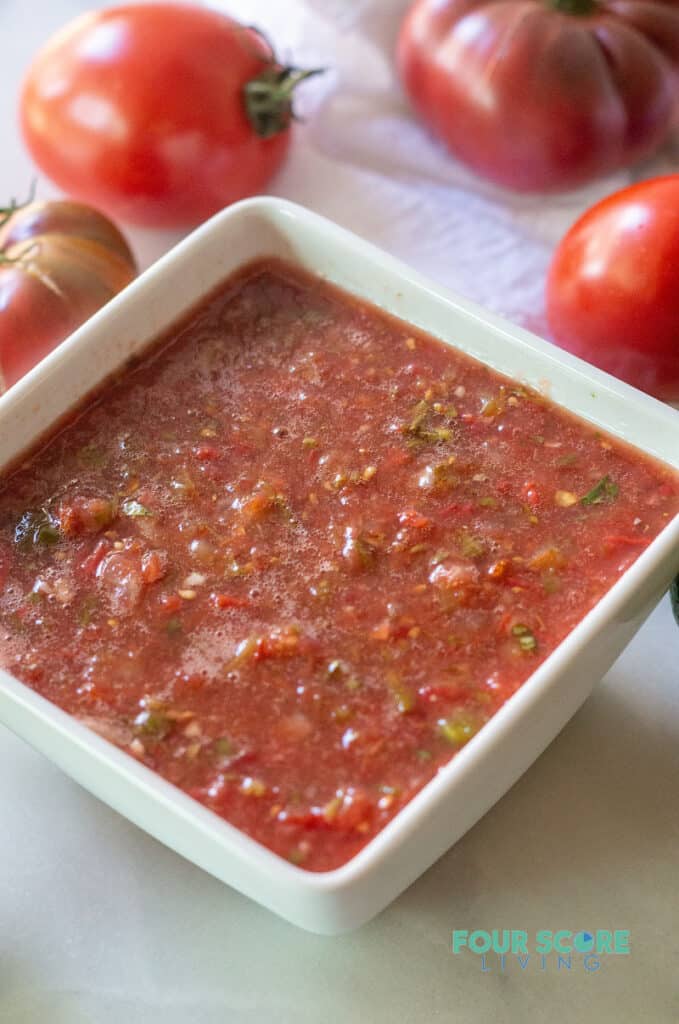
[1,197,678,934]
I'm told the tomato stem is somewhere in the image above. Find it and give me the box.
[244,65,325,139]
[0,181,36,232]
[241,27,324,139]
[549,0,597,14]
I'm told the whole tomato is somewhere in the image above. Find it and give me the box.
[546,175,679,402]
[0,199,137,389]
[21,4,319,228]
[397,0,679,193]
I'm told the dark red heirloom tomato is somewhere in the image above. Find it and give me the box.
[0,199,136,389]
[546,176,679,402]
[21,4,319,227]
[397,0,679,193]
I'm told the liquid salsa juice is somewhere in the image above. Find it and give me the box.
[0,260,677,870]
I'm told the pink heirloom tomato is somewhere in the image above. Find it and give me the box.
[398,0,679,192]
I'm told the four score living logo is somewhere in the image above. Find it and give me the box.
[452,929,630,973]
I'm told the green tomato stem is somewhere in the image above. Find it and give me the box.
[550,0,597,14]
[244,65,325,139]
[0,182,36,233]
[241,25,324,139]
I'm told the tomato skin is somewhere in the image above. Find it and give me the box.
[0,200,135,266]
[0,201,136,389]
[546,176,679,403]
[0,266,76,387]
[397,0,679,193]
[21,5,293,227]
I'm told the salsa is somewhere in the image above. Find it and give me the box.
[0,260,677,871]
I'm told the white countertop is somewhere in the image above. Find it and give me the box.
[1,2,678,1022]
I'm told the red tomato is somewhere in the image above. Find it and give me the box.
[397,0,679,193]
[21,5,319,227]
[546,176,679,403]
[0,199,136,389]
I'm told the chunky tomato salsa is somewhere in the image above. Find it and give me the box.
[0,261,677,871]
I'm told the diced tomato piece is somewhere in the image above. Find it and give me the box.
[497,611,514,635]
[341,526,378,574]
[323,787,374,831]
[371,616,415,641]
[173,670,206,692]
[159,593,182,613]
[487,559,509,580]
[212,592,250,610]
[528,547,565,572]
[371,619,391,641]
[275,713,313,743]
[382,447,411,470]
[502,569,543,591]
[278,788,374,833]
[60,497,115,535]
[21,662,45,684]
[254,626,302,660]
[429,561,479,589]
[439,501,475,518]
[521,481,540,508]
[194,445,219,461]
[397,509,431,530]
[276,807,324,830]
[141,549,169,584]
[418,683,466,704]
[603,535,650,553]
[76,681,116,706]
[81,539,111,576]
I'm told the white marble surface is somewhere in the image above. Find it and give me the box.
[1,2,678,1021]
